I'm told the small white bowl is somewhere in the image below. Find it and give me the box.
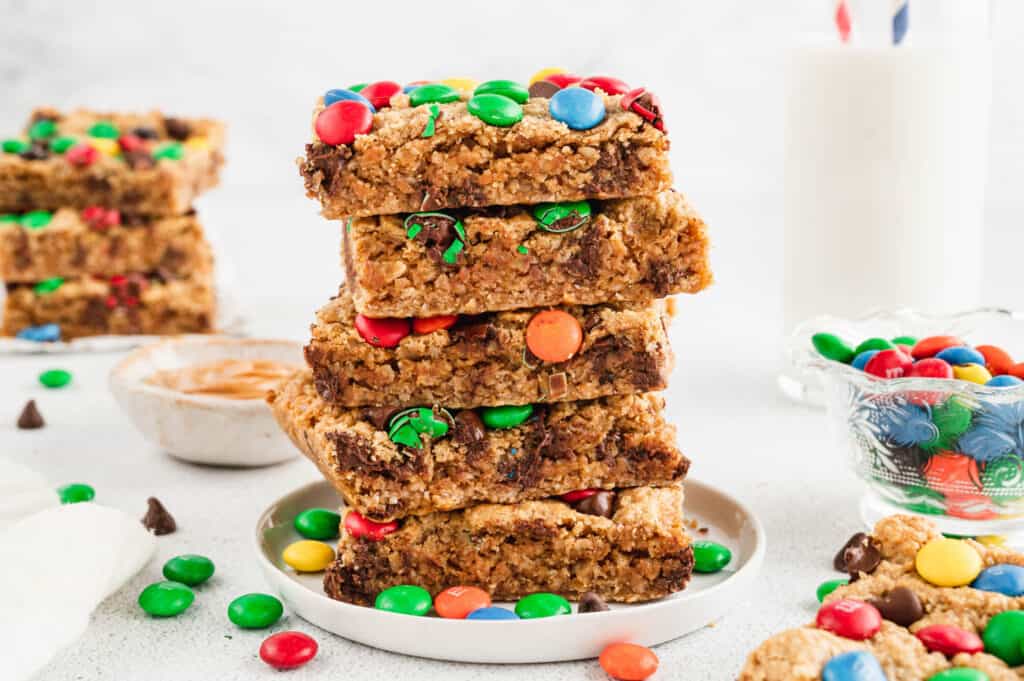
[110,336,304,467]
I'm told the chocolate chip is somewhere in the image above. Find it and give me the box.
[868,586,924,627]
[833,532,881,575]
[574,490,615,518]
[163,117,191,141]
[408,213,462,266]
[16,400,44,429]
[528,80,560,99]
[453,410,485,444]
[141,497,176,535]
[131,126,159,140]
[363,406,401,430]
[454,316,493,343]
[123,150,155,170]
[20,141,50,161]
[578,591,609,613]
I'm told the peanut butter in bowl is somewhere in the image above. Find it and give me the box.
[145,358,299,400]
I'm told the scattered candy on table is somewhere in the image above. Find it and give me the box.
[141,496,177,535]
[513,592,571,619]
[16,399,45,429]
[138,581,195,617]
[282,540,335,572]
[163,554,215,586]
[816,578,848,602]
[293,507,342,540]
[57,482,94,504]
[598,642,659,681]
[39,368,72,388]
[692,540,732,573]
[259,631,318,670]
[228,593,284,629]
[434,586,491,619]
[375,585,432,616]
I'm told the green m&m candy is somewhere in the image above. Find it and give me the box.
[693,540,732,573]
[467,93,523,127]
[88,121,119,139]
[21,210,52,229]
[474,79,529,104]
[163,554,215,586]
[892,335,918,347]
[349,83,368,92]
[816,578,848,602]
[409,83,460,107]
[481,404,533,429]
[375,585,432,616]
[926,670,990,681]
[39,368,72,388]
[514,592,571,619]
[153,142,184,161]
[982,610,1024,665]
[533,200,592,233]
[855,337,895,355]
[138,581,194,617]
[58,483,94,504]
[228,593,283,629]
[2,139,28,154]
[29,119,57,140]
[294,508,341,540]
[811,333,855,364]
[0,214,17,224]
[34,277,64,295]
[49,136,76,153]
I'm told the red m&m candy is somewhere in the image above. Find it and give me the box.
[344,511,398,541]
[976,344,1015,376]
[434,586,492,619]
[560,489,599,503]
[259,631,318,670]
[412,315,458,335]
[911,335,962,360]
[544,73,582,89]
[915,624,983,656]
[620,88,665,132]
[355,313,410,348]
[315,101,373,146]
[360,81,402,110]
[579,76,631,96]
[66,144,99,167]
[906,358,954,380]
[815,599,881,640]
[864,348,912,379]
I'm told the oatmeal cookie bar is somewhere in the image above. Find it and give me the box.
[0,208,209,282]
[0,108,224,215]
[269,369,688,522]
[305,287,673,408]
[300,92,670,219]
[2,270,215,339]
[740,515,1024,680]
[324,484,693,605]
[343,191,712,317]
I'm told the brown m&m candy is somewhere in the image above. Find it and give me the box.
[867,586,924,627]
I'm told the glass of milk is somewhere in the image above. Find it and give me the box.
[779,2,992,404]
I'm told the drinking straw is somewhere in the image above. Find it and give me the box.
[893,0,909,44]
[835,0,853,43]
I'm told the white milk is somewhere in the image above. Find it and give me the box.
[782,41,992,332]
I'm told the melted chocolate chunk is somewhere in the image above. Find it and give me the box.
[123,150,155,170]
[868,586,924,627]
[573,490,615,518]
[163,117,192,141]
[408,213,462,266]
[453,410,485,444]
[20,141,50,161]
[303,143,348,193]
[363,406,401,430]
[577,591,610,613]
[564,224,602,280]
[16,400,44,429]
[141,497,177,535]
[131,126,159,140]
[833,532,881,576]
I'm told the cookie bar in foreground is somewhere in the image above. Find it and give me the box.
[740,515,1024,681]
[0,208,209,282]
[300,92,670,219]
[343,191,712,317]
[268,369,688,522]
[324,484,693,605]
[0,108,224,215]
[305,287,673,408]
[3,271,215,339]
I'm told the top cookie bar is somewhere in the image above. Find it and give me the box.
[299,76,671,218]
[0,108,224,216]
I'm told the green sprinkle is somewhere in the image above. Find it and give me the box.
[349,83,368,92]
[88,121,119,139]
[20,210,52,229]
[2,139,28,154]
[152,142,184,161]
[517,245,528,254]
[40,368,72,388]
[33,277,64,294]
[58,482,94,503]
[29,119,57,140]
[421,103,441,138]
[442,238,464,264]
[49,136,76,154]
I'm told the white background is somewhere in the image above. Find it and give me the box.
[2,1,1023,679]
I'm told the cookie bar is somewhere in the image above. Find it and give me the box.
[268,369,688,522]
[343,191,712,317]
[0,108,224,215]
[304,287,673,408]
[2,271,215,339]
[740,515,1024,681]
[300,92,671,219]
[324,484,693,605]
[0,208,208,282]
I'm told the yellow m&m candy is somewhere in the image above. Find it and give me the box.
[440,77,478,93]
[529,67,565,85]
[89,137,120,157]
[282,540,334,572]
[184,136,210,151]
[953,363,992,384]
[915,537,982,586]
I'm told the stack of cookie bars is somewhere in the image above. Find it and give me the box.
[270,73,713,606]
[0,108,224,340]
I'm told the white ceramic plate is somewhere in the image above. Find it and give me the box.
[255,479,766,664]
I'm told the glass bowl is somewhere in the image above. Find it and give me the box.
[789,307,1024,538]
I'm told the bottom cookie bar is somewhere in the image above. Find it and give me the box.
[2,272,215,339]
[324,484,693,606]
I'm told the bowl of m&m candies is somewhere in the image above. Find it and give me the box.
[796,308,1024,537]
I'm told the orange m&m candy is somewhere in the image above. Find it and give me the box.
[911,335,962,360]
[525,310,583,363]
[412,315,458,335]
[977,345,1015,376]
[434,586,491,619]
[599,642,659,681]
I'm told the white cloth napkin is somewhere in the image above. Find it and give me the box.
[0,459,156,681]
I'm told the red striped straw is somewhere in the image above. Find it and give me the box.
[835,0,853,43]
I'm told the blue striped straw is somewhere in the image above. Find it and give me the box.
[893,0,909,44]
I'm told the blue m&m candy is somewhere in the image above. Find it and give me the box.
[324,88,376,113]
[935,346,986,367]
[822,651,886,681]
[466,606,519,621]
[987,375,1024,388]
[852,350,879,371]
[549,88,605,130]
[971,564,1024,597]
[16,323,60,343]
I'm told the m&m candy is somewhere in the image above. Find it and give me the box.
[260,631,318,670]
[971,564,1024,597]
[821,651,886,681]
[976,344,1015,375]
[434,586,491,619]
[579,75,631,96]
[982,610,1024,665]
[138,581,195,617]
[815,599,881,640]
[375,584,432,616]
[355,313,410,348]
[359,80,402,109]
[324,88,375,112]
[525,310,583,362]
[163,554,215,586]
[467,93,523,127]
[294,507,341,540]
[912,336,963,360]
[466,606,519,620]
[228,593,284,629]
[863,349,912,379]
[915,538,982,587]
[598,642,659,681]
[282,540,334,572]
[953,363,992,384]
[549,87,605,130]
[916,624,983,656]
[935,346,986,367]
[514,592,571,619]
[692,541,732,573]
[315,101,373,146]
[343,510,398,541]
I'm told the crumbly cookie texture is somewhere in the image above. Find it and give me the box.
[300,93,671,218]
[0,108,224,215]
[0,208,208,281]
[2,271,216,339]
[268,369,688,522]
[324,484,693,605]
[343,191,712,317]
[304,286,673,408]
[740,515,1024,681]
